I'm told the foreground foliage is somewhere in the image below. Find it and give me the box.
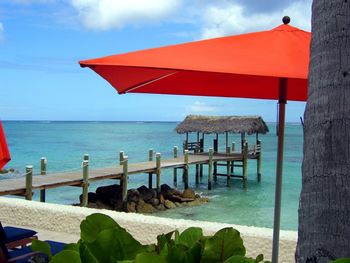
[32,213,269,263]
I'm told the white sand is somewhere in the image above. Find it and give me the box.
[0,197,297,262]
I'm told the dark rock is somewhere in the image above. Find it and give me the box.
[96,184,122,205]
[79,192,98,204]
[95,200,114,210]
[159,194,165,204]
[137,185,154,201]
[127,189,140,203]
[149,198,159,206]
[167,195,194,203]
[182,188,196,199]
[0,169,8,174]
[136,199,157,213]
[187,199,202,207]
[127,202,136,213]
[156,204,166,211]
[164,200,176,209]
[160,184,181,198]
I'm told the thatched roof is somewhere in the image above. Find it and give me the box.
[175,115,269,135]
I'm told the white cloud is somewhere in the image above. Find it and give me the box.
[188,101,217,114]
[200,0,311,39]
[70,0,181,30]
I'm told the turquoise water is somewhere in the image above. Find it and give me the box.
[1,121,303,230]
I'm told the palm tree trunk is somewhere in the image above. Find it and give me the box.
[296,0,350,262]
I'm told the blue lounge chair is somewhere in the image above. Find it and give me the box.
[0,222,37,249]
[0,231,65,263]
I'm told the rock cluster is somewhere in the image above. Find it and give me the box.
[81,184,209,213]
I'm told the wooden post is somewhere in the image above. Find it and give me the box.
[40,157,46,202]
[122,156,128,210]
[25,165,33,201]
[241,133,246,152]
[82,160,89,207]
[148,149,153,189]
[231,142,235,174]
[208,149,213,190]
[225,132,228,148]
[226,146,231,187]
[156,153,161,194]
[243,141,248,188]
[195,133,199,183]
[173,146,178,187]
[184,150,189,189]
[199,136,204,178]
[119,151,124,165]
[257,140,262,182]
[213,134,218,181]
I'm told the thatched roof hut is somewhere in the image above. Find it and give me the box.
[175,115,269,135]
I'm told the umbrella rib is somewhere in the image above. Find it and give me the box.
[124,71,178,93]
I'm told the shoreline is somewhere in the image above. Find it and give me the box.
[0,196,297,262]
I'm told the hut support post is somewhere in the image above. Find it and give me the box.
[208,149,213,190]
[195,132,199,183]
[200,135,204,178]
[156,153,161,194]
[243,141,248,188]
[184,150,189,189]
[241,133,246,152]
[122,156,128,211]
[40,157,47,202]
[226,146,231,187]
[257,140,262,182]
[25,166,33,201]
[231,142,235,173]
[82,159,89,207]
[213,134,218,181]
[148,149,153,189]
[173,146,178,187]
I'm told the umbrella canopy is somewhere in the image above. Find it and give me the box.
[80,20,309,101]
[80,17,310,263]
[0,121,11,170]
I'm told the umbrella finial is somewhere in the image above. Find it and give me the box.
[282,16,290,24]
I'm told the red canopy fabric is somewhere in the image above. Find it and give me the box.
[0,121,11,169]
[80,23,310,101]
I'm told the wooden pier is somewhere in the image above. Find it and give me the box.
[0,143,261,207]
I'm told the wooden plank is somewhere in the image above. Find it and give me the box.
[0,153,251,196]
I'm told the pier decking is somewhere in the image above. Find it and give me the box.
[0,153,246,197]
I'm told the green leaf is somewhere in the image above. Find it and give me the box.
[80,213,120,243]
[202,228,246,263]
[49,250,82,263]
[85,227,145,262]
[134,253,168,263]
[223,255,256,263]
[331,259,350,263]
[79,241,99,263]
[255,254,264,262]
[63,243,79,252]
[31,239,52,259]
[167,245,187,263]
[176,227,203,248]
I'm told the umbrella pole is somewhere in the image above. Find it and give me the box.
[272,78,287,263]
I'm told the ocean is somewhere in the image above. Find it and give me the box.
[1,121,303,231]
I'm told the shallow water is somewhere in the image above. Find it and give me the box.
[1,121,303,230]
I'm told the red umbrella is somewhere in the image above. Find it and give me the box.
[0,121,11,170]
[80,17,310,262]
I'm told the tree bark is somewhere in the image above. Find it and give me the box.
[296,0,350,262]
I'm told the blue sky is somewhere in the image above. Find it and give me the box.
[0,0,312,122]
